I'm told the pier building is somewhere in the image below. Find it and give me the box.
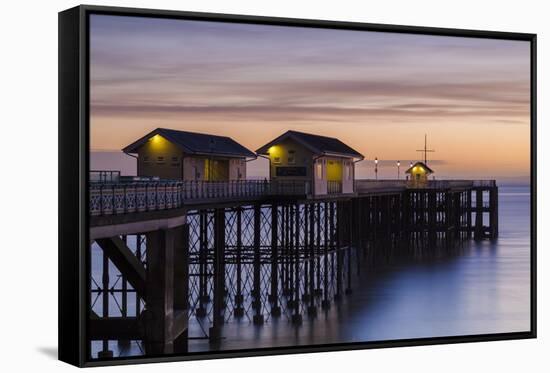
[256,130,364,196]
[123,128,256,181]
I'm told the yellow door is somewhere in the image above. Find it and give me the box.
[326,160,342,181]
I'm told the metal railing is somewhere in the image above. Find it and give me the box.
[89,170,121,183]
[355,180,407,193]
[89,179,310,216]
[355,179,497,193]
[327,181,342,194]
[90,177,497,216]
[414,180,473,189]
[472,180,497,187]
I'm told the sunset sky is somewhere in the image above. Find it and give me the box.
[89,15,531,182]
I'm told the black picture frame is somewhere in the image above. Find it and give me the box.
[59,4,537,367]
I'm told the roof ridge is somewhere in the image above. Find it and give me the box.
[288,129,340,140]
[158,127,233,140]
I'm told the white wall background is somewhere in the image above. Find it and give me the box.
[0,0,546,371]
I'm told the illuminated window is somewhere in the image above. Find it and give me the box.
[316,161,323,179]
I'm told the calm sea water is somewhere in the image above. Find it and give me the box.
[91,185,531,357]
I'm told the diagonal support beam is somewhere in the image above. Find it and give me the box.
[95,237,146,297]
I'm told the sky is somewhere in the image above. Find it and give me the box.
[89,15,531,182]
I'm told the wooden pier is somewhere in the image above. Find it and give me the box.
[87,178,498,358]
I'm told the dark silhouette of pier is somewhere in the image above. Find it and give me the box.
[88,178,498,358]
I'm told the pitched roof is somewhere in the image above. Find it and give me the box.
[405,161,434,174]
[123,128,256,158]
[256,130,364,159]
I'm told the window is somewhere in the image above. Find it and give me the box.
[316,161,323,179]
[345,163,351,180]
[273,156,281,164]
[288,150,296,164]
[143,156,150,164]
[156,156,165,165]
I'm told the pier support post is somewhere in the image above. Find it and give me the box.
[135,234,143,316]
[308,203,317,316]
[402,192,411,255]
[345,201,353,295]
[287,205,296,307]
[98,247,113,358]
[303,204,310,303]
[453,192,461,245]
[334,202,343,302]
[270,203,281,316]
[315,202,322,296]
[209,209,225,342]
[489,187,499,240]
[234,207,244,318]
[467,191,472,239]
[173,224,190,353]
[292,203,302,325]
[428,191,437,249]
[253,204,264,325]
[196,212,208,317]
[283,204,291,297]
[474,189,484,241]
[444,192,452,248]
[321,202,331,310]
[144,225,188,355]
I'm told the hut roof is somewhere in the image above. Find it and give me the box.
[123,128,256,158]
[256,130,364,159]
[405,161,434,174]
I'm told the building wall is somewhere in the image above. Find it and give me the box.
[183,156,245,181]
[229,158,246,180]
[182,157,204,181]
[204,158,229,181]
[342,159,355,194]
[314,156,355,195]
[267,138,314,181]
[313,157,327,195]
[137,134,183,180]
[136,134,247,182]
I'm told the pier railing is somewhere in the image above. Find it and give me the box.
[89,179,310,216]
[89,170,121,183]
[355,179,496,193]
[90,178,496,216]
[355,180,407,193]
[327,181,342,194]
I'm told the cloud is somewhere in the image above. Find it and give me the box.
[91,99,529,122]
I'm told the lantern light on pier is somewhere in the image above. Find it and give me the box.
[397,160,400,180]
